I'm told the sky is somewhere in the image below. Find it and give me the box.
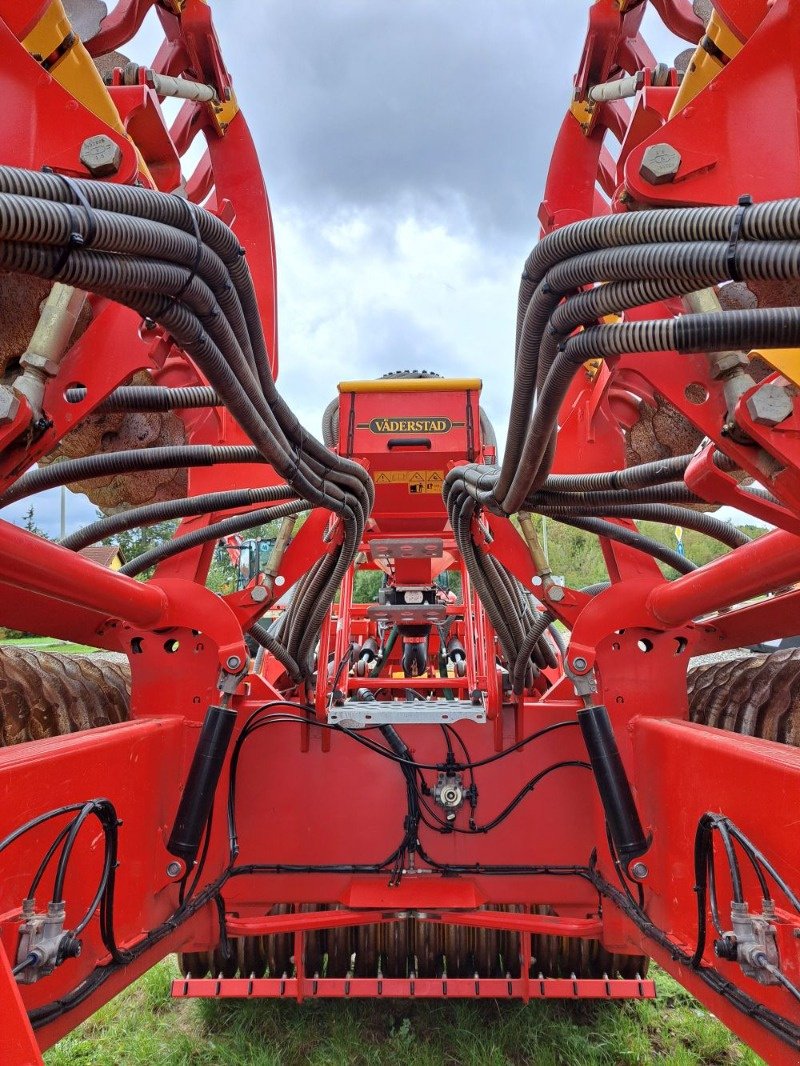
[3,2,749,538]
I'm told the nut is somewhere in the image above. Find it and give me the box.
[19,351,60,378]
[546,585,565,603]
[0,385,20,425]
[250,586,268,603]
[710,351,750,379]
[745,384,794,427]
[79,134,123,178]
[639,143,682,185]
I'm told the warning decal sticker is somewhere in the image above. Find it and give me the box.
[374,470,445,494]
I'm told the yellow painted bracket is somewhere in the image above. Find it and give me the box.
[208,88,239,136]
[751,349,800,387]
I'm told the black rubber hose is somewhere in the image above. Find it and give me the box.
[553,515,697,574]
[503,305,800,509]
[65,385,221,412]
[511,610,555,694]
[0,183,373,524]
[249,622,301,682]
[527,481,703,509]
[534,500,749,549]
[0,171,370,679]
[0,445,263,507]
[540,455,694,493]
[60,484,295,552]
[120,499,307,577]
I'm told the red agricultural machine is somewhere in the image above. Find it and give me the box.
[0,0,799,1062]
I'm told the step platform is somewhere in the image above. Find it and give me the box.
[328,697,485,728]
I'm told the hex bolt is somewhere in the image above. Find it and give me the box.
[226,655,242,671]
[745,384,794,427]
[79,134,123,178]
[250,586,268,603]
[630,861,649,880]
[571,656,588,672]
[546,585,565,603]
[166,861,182,878]
[639,143,682,185]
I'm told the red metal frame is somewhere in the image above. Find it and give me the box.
[0,2,799,1064]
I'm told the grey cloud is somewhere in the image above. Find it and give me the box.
[216,1,590,237]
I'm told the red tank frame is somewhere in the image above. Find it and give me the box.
[0,2,799,1063]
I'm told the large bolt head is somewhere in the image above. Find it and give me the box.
[79,134,123,178]
[745,384,794,427]
[0,386,20,425]
[639,142,682,185]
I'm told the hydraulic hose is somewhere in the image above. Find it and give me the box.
[1,445,263,507]
[0,166,373,676]
[65,384,221,412]
[60,484,295,552]
[553,515,697,575]
[249,622,302,682]
[120,499,308,577]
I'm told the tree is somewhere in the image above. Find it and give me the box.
[21,505,48,540]
[102,515,178,561]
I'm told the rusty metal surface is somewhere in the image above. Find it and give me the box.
[0,647,130,746]
[688,649,800,745]
[37,370,188,513]
[626,393,705,468]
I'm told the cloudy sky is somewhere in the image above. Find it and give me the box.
[4,2,685,537]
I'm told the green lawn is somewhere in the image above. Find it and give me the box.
[0,637,100,655]
[44,959,763,1066]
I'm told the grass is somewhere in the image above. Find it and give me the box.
[44,959,764,1066]
[0,637,100,655]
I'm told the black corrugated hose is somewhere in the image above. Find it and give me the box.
[443,196,800,687]
[0,165,374,679]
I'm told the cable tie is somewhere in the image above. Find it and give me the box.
[287,440,303,485]
[726,194,753,283]
[173,198,204,302]
[42,171,98,276]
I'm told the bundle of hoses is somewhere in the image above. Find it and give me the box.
[0,165,374,680]
[446,197,800,690]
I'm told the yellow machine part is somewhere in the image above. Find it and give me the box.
[750,349,800,386]
[669,8,743,118]
[22,0,154,182]
[338,378,483,394]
